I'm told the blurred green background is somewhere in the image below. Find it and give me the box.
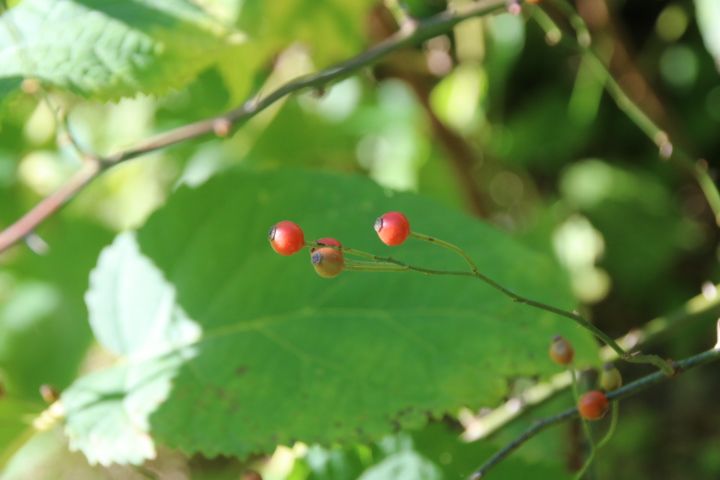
[1,0,719,479]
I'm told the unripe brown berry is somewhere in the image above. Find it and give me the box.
[310,238,344,278]
[549,335,574,365]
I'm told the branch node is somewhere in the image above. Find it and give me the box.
[212,118,232,138]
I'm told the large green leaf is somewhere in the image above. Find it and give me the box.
[0,0,239,101]
[62,169,598,465]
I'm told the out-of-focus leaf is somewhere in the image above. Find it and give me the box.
[560,160,702,299]
[0,0,240,102]
[695,0,720,70]
[0,219,112,396]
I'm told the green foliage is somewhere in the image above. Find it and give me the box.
[0,0,239,101]
[61,169,597,465]
[1,0,719,477]
[560,160,702,300]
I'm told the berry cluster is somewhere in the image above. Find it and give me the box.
[268,211,411,278]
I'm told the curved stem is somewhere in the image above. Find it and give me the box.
[408,233,639,362]
[595,402,619,450]
[410,232,481,275]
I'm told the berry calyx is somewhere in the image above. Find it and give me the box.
[374,212,410,246]
[549,335,574,365]
[599,363,623,391]
[310,237,344,278]
[269,221,305,256]
[578,390,609,421]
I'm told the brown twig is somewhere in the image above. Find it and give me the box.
[0,0,509,254]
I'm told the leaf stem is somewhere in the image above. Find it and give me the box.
[595,402,618,450]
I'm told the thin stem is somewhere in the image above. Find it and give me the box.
[469,347,720,479]
[595,402,618,450]
[410,231,481,275]
[409,232,661,367]
[344,260,408,272]
[548,0,590,47]
[527,3,562,45]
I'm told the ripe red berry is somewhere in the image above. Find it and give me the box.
[310,238,344,278]
[374,212,410,246]
[549,335,574,365]
[268,221,305,256]
[578,390,609,421]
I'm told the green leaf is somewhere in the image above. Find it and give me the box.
[0,0,239,101]
[63,169,598,465]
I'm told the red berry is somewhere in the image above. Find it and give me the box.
[310,238,344,278]
[268,221,305,256]
[549,335,574,365]
[578,390,609,421]
[374,212,410,246]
